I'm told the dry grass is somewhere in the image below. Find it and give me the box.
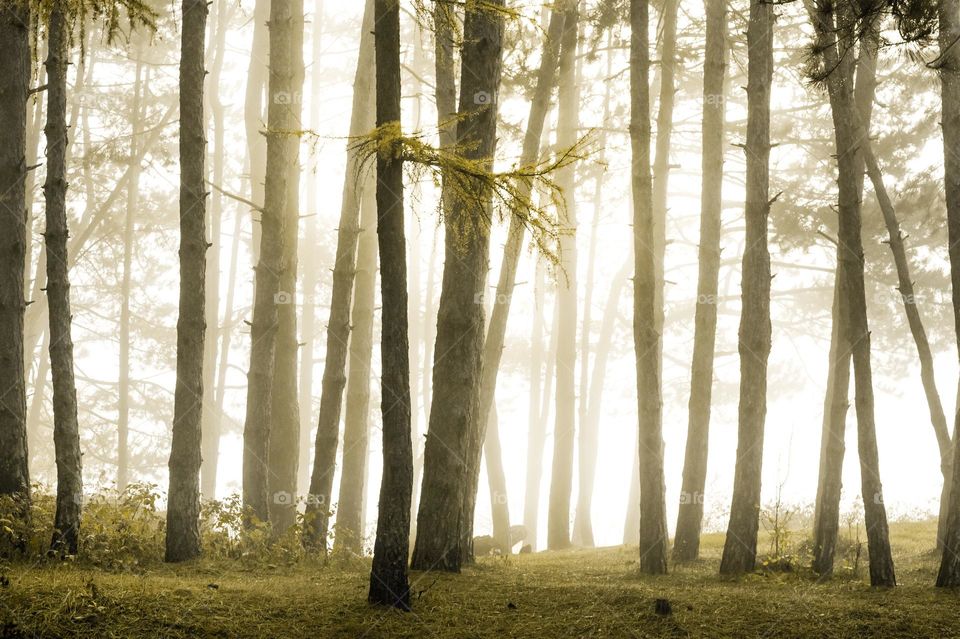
[1,520,959,638]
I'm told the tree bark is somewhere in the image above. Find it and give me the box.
[368,0,412,610]
[631,0,668,575]
[268,0,305,535]
[464,0,566,558]
[523,261,552,552]
[44,2,84,556]
[166,0,208,562]
[0,1,31,509]
[411,0,505,572]
[673,0,726,563]
[303,0,376,549]
[245,0,269,259]
[242,0,298,526]
[719,0,773,577]
[484,406,511,553]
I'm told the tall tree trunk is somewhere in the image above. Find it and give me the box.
[411,0,505,572]
[242,0,298,526]
[672,0,727,563]
[547,0,580,552]
[718,0,773,577]
[631,0,668,575]
[805,0,896,587]
[523,260,552,552]
[166,0,209,562]
[368,0,412,610]
[484,406,511,553]
[268,0,304,534]
[0,1,31,510]
[464,0,567,558]
[118,45,145,493]
[245,0,269,258]
[303,0,376,549]
[936,0,960,587]
[44,2,83,556]
[334,180,377,554]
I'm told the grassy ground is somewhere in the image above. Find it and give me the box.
[2,521,959,638]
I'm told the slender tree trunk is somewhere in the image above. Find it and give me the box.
[118,46,144,493]
[334,180,377,554]
[718,0,773,577]
[631,0,668,575]
[44,2,83,556]
[547,0,580,552]
[245,0,269,257]
[936,0,960,587]
[484,406,511,553]
[805,0,895,587]
[464,1,567,558]
[268,0,304,534]
[0,1,31,509]
[303,0,376,549]
[411,0,505,572]
[166,0,208,562]
[523,261,551,552]
[368,0,412,610]
[242,0,298,525]
[673,0,727,563]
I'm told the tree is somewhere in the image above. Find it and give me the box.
[304,0,375,549]
[936,0,960,589]
[242,0,301,526]
[547,0,579,552]
[166,0,209,563]
[411,0,505,572]
[673,0,727,563]
[368,0,412,610]
[718,0,773,576]
[630,0,668,575]
[0,1,31,516]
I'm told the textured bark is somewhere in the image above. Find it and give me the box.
[631,0,668,575]
[268,0,304,534]
[718,0,773,577]
[464,0,566,557]
[547,0,580,552]
[937,0,960,588]
[303,0,375,549]
[673,0,726,563]
[806,0,895,587]
[523,262,552,552]
[411,0,504,572]
[368,0,412,610]
[334,179,377,554]
[245,0,269,258]
[44,3,83,557]
[166,0,208,563]
[0,1,30,507]
[242,0,298,525]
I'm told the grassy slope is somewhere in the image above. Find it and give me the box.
[2,521,959,638]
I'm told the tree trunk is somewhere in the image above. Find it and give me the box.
[44,3,83,556]
[547,0,580,552]
[334,179,377,554]
[718,0,773,577]
[245,0,269,259]
[523,261,552,552]
[368,0,412,610]
[631,0,668,575]
[166,0,208,562]
[268,0,304,535]
[805,0,896,587]
[242,0,299,526]
[303,0,375,549]
[464,0,567,558]
[484,406,511,553]
[0,1,31,509]
[411,0,505,572]
[673,0,726,563]
[936,0,960,588]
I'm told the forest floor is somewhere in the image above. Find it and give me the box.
[1,520,959,638]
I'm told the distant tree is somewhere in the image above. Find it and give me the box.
[718,0,774,577]
[630,0,668,575]
[0,1,32,527]
[367,0,413,610]
[166,0,208,563]
[673,0,727,563]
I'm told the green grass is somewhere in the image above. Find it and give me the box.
[2,521,959,638]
